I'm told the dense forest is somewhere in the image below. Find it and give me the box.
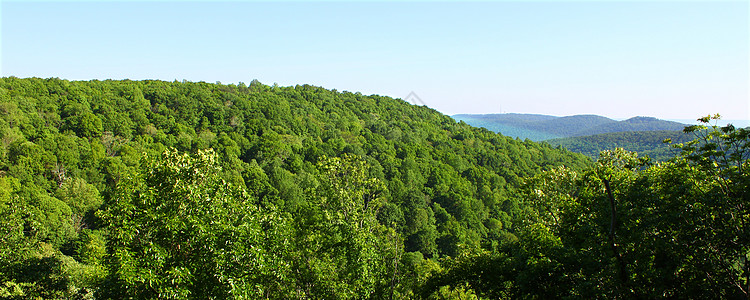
[546,130,695,161]
[0,78,747,299]
[455,114,695,162]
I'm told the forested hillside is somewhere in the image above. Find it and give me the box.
[0,77,589,298]
[0,78,747,299]
[546,130,694,161]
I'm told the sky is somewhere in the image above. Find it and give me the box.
[2,0,748,121]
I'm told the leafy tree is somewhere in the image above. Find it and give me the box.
[99,149,275,299]
[287,154,400,299]
[668,114,750,297]
[0,77,596,297]
[55,177,102,232]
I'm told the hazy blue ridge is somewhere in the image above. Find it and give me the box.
[453,113,690,141]
[452,114,561,141]
[534,115,617,136]
[453,113,558,125]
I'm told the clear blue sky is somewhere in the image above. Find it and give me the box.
[2,0,748,121]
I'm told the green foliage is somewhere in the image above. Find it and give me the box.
[2,77,746,298]
[428,283,480,300]
[278,154,402,298]
[74,229,106,266]
[0,77,593,298]
[27,193,77,247]
[426,115,749,298]
[55,177,102,232]
[495,117,747,298]
[99,148,277,298]
[547,130,693,161]
[0,176,26,263]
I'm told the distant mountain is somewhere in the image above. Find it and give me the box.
[450,114,562,141]
[534,115,617,136]
[577,116,687,136]
[453,113,688,141]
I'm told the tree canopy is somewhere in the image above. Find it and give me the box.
[0,77,745,299]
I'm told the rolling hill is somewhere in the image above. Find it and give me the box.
[454,113,692,161]
[545,130,694,161]
[0,77,591,298]
[453,113,687,141]
[0,78,746,299]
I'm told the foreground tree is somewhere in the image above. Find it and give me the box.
[666,114,749,297]
[425,115,749,298]
[99,149,280,299]
[286,154,402,299]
